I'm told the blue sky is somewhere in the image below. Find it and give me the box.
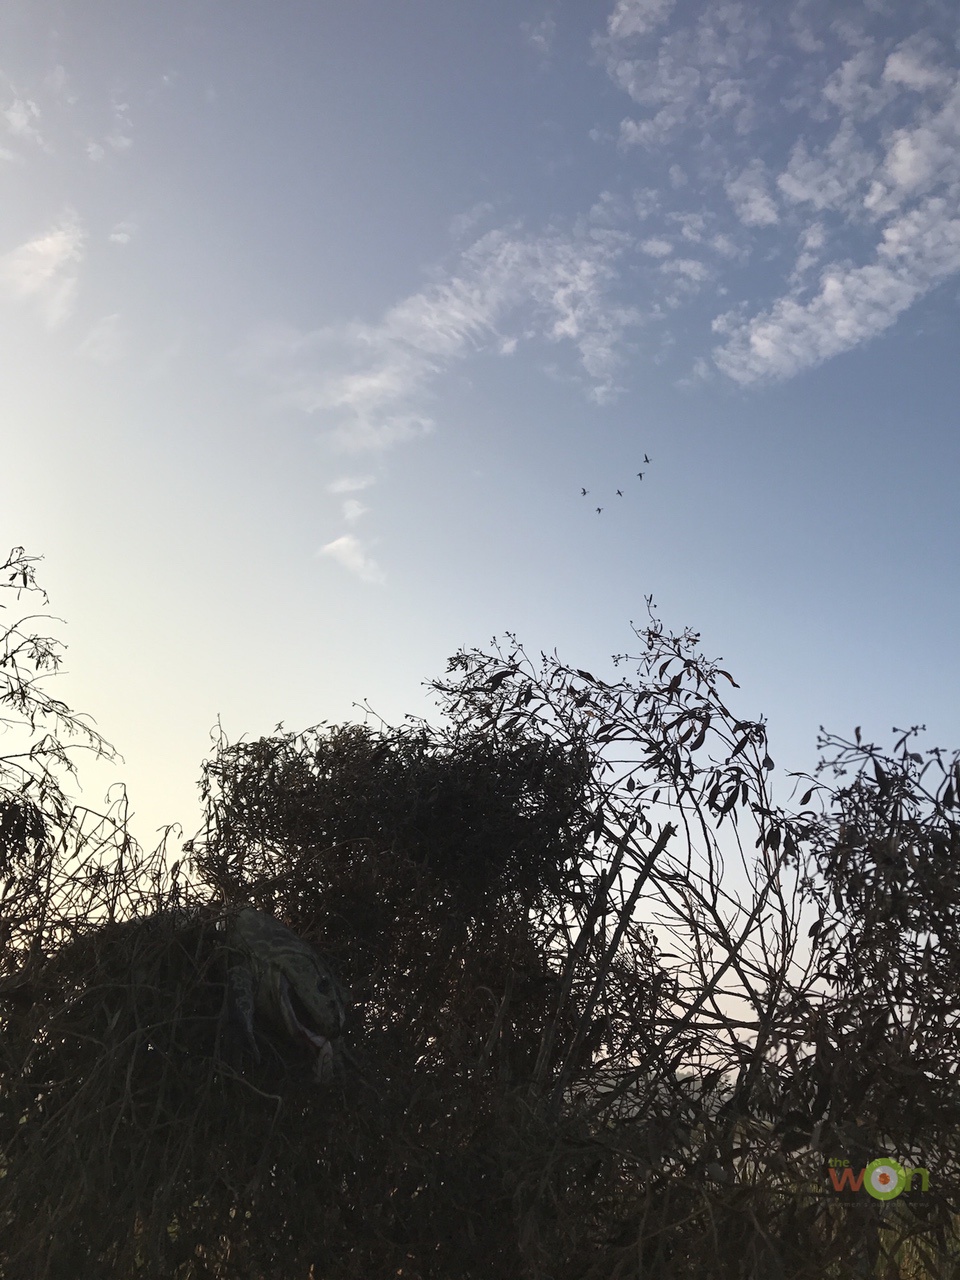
[2,0,959,851]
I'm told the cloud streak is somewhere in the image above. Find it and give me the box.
[317,534,385,584]
[0,213,84,328]
[244,223,643,450]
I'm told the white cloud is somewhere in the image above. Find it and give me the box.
[725,160,779,226]
[521,15,556,62]
[86,100,134,160]
[603,0,675,42]
[318,534,385,584]
[659,256,710,307]
[708,77,754,131]
[449,202,494,240]
[710,233,740,259]
[591,0,960,383]
[822,48,893,120]
[619,106,683,151]
[602,4,771,149]
[864,82,960,214]
[790,220,827,280]
[883,39,953,93]
[341,498,368,522]
[3,96,42,144]
[877,195,960,280]
[886,126,940,190]
[632,188,660,219]
[800,222,825,252]
[776,122,878,213]
[241,320,439,452]
[589,190,631,225]
[669,211,705,241]
[107,99,133,152]
[788,7,824,55]
[325,479,373,526]
[244,224,642,447]
[661,257,708,281]
[109,220,136,245]
[713,196,960,383]
[327,475,376,494]
[713,265,918,383]
[77,313,123,364]
[0,214,84,328]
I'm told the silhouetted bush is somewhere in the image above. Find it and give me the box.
[2,552,958,1278]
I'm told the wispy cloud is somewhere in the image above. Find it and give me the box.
[725,161,779,227]
[87,98,135,161]
[713,196,960,384]
[597,2,769,149]
[521,14,557,64]
[449,202,495,241]
[0,213,84,328]
[3,95,43,145]
[107,98,133,152]
[865,82,960,215]
[590,0,960,383]
[340,498,368,523]
[77,312,123,364]
[327,475,376,495]
[317,534,385,584]
[603,0,675,43]
[243,222,643,447]
[883,37,954,94]
[322,478,377,572]
[109,220,136,246]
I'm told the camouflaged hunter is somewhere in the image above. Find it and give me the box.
[225,907,347,1083]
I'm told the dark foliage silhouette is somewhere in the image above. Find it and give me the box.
[1,552,958,1278]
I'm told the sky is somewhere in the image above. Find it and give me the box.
[1,0,959,855]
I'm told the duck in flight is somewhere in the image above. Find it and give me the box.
[581,454,652,507]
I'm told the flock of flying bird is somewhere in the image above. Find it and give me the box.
[582,454,651,513]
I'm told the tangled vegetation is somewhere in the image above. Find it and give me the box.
[1,545,958,1278]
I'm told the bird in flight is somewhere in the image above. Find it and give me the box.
[637,472,644,480]
[643,454,651,464]
[596,507,602,514]
[616,490,623,497]
[581,487,588,496]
